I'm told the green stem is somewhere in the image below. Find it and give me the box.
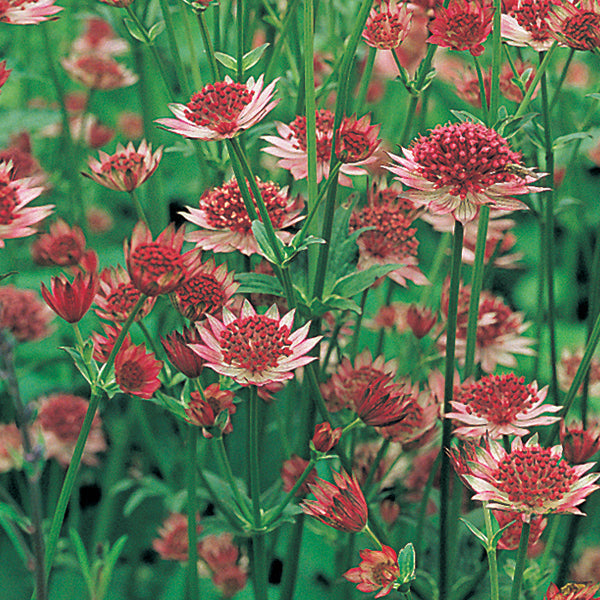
[483,506,500,600]
[363,438,390,497]
[463,206,490,378]
[375,280,395,356]
[265,0,302,81]
[186,426,199,600]
[129,189,150,230]
[363,523,383,549]
[472,54,489,122]
[549,48,575,112]
[489,0,502,119]
[510,520,531,600]
[348,288,369,361]
[236,0,244,82]
[182,6,203,90]
[304,0,318,230]
[439,220,464,600]
[355,47,376,113]
[196,465,245,530]
[279,516,305,600]
[197,9,221,82]
[414,451,441,559]
[539,515,560,575]
[157,0,191,96]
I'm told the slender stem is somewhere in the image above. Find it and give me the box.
[414,451,441,559]
[214,436,253,521]
[472,54,489,122]
[439,220,464,600]
[236,0,244,82]
[539,515,560,575]
[483,507,500,600]
[197,9,221,82]
[510,520,531,600]
[158,0,191,95]
[489,0,502,119]
[355,47,376,113]
[186,426,199,600]
[348,288,369,361]
[363,438,390,496]
[550,48,575,112]
[129,189,150,230]
[196,465,244,530]
[375,280,395,356]
[556,514,581,586]
[182,6,203,90]
[464,206,490,378]
[363,523,383,549]
[265,0,302,81]
[279,516,305,600]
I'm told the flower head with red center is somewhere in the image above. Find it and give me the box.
[172,258,239,321]
[115,339,162,398]
[72,16,129,56]
[0,132,46,186]
[301,469,368,532]
[335,113,381,164]
[84,140,162,192]
[190,299,320,386]
[183,178,304,256]
[0,0,63,24]
[157,75,278,141]
[0,161,53,247]
[161,327,205,378]
[493,510,547,552]
[125,222,201,296]
[453,435,600,517]
[428,0,494,56]
[198,532,248,598]
[501,0,563,50]
[0,285,53,342]
[447,373,560,439]
[185,384,236,438]
[344,545,400,598]
[61,53,138,90]
[560,420,600,464]
[547,0,600,50]
[406,304,436,338]
[387,121,544,224]
[36,394,106,466]
[281,454,317,496]
[322,350,398,412]
[363,1,413,49]
[0,423,23,473]
[349,184,428,287]
[31,218,86,267]
[312,422,343,453]
[0,60,11,92]
[92,323,129,363]
[95,265,156,323]
[153,513,202,562]
[545,583,600,600]
[41,271,99,324]
[559,348,600,396]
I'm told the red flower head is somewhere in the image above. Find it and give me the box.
[183,177,304,257]
[0,61,12,92]
[95,265,156,323]
[198,533,248,598]
[61,53,138,90]
[161,327,205,379]
[547,0,600,50]
[114,339,162,399]
[185,383,236,438]
[301,469,368,532]
[41,271,99,323]
[501,0,563,51]
[312,422,343,453]
[344,545,401,598]
[363,1,413,49]
[72,16,129,56]
[493,510,547,552]
[84,140,162,192]
[125,222,200,296]
[560,420,600,464]
[153,513,202,562]
[0,285,53,342]
[387,121,544,224]
[335,114,381,164]
[281,454,317,496]
[428,0,494,56]
[31,219,86,267]
[545,583,600,600]
[0,423,23,473]
[92,323,129,363]
[157,75,279,141]
[406,304,436,338]
[0,0,63,24]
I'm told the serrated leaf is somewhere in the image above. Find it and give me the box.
[331,264,401,298]
[235,272,284,296]
[147,20,165,42]
[147,390,188,421]
[459,517,488,548]
[123,17,147,43]
[552,131,592,150]
[242,43,269,70]
[60,346,98,386]
[489,519,517,549]
[450,110,484,125]
[252,220,284,265]
[398,542,416,584]
[214,51,238,71]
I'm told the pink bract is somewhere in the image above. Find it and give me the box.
[0,0,63,24]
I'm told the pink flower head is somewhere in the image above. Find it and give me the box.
[0,161,53,247]
[185,383,237,438]
[501,0,563,51]
[344,545,400,598]
[493,510,547,552]
[453,435,600,517]
[447,373,560,439]
[61,53,138,90]
[547,0,600,50]
[31,218,86,267]
[156,75,278,141]
[198,533,248,598]
[281,454,317,496]
[125,222,201,296]
[92,323,129,363]
[84,140,162,192]
[312,422,343,452]
[41,271,99,323]
[114,339,162,399]
[545,583,600,600]
[161,327,205,379]
[301,469,368,532]
[559,348,600,396]
[72,16,129,56]
[335,113,381,164]
[406,304,436,338]
[387,121,544,224]
[560,420,600,464]
[0,60,11,92]
[183,177,304,256]
[363,1,413,49]
[0,285,53,341]
[0,423,23,472]
[153,513,202,562]
[95,265,156,322]
[0,0,63,24]
[99,0,136,6]
[190,299,320,386]
[428,0,494,56]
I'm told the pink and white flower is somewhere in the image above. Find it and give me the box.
[0,0,63,24]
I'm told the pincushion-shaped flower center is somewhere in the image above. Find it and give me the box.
[106,282,141,316]
[76,55,123,79]
[410,122,522,199]
[336,130,372,163]
[38,396,90,443]
[130,243,185,279]
[118,360,145,390]
[338,367,387,406]
[288,110,335,160]
[495,446,577,507]
[371,560,399,586]
[175,273,225,317]
[365,12,406,48]
[219,315,292,373]
[514,0,555,41]
[0,179,17,224]
[101,152,144,174]
[202,180,290,233]
[445,10,484,42]
[184,82,254,135]
[472,296,518,346]
[458,373,535,424]
[562,11,600,49]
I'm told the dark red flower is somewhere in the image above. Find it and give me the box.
[0,285,53,342]
[114,339,162,398]
[354,373,415,427]
[280,454,317,497]
[184,383,236,438]
[41,271,99,323]
[344,545,400,598]
[31,219,86,267]
[92,323,129,363]
[312,422,343,453]
[545,583,600,600]
[560,420,600,464]
[406,304,436,338]
[161,327,205,379]
[335,114,381,164]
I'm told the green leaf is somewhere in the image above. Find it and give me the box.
[0,515,30,566]
[60,346,98,386]
[214,51,238,71]
[496,112,538,139]
[242,43,269,70]
[261,503,303,533]
[235,272,284,296]
[459,517,489,548]
[489,519,516,549]
[96,535,128,600]
[449,110,484,125]
[122,17,147,43]
[147,390,188,421]
[69,528,94,594]
[0,271,16,283]
[552,131,592,150]
[586,92,600,100]
[397,542,416,584]
[331,264,401,299]
[147,20,165,42]
[251,220,284,265]
[0,502,31,531]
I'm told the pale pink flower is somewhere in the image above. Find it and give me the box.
[363,0,413,50]
[61,53,138,90]
[344,545,400,598]
[156,75,278,141]
[501,0,563,51]
[0,423,23,473]
[190,299,320,386]
[72,16,129,56]
[558,348,600,397]
[0,0,63,24]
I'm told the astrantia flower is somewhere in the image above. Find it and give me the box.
[312,422,343,453]
[559,348,600,396]
[406,304,436,338]
[363,1,413,49]
[0,285,53,341]
[453,435,600,517]
[41,271,99,324]
[281,454,317,496]
[125,222,201,296]
[114,340,162,399]
[84,140,162,192]
[172,257,239,321]
[335,114,381,164]
[99,0,135,6]
[301,469,368,532]
[547,0,600,51]
[61,53,138,90]
[447,373,560,439]
[92,323,129,363]
[185,383,236,438]
[95,265,156,322]
[349,183,428,287]
[0,424,23,473]
[387,121,543,224]
[183,178,304,256]
[0,161,53,247]
[493,510,547,552]
[501,0,562,51]
[31,219,86,267]
[560,420,600,464]
[161,327,205,379]
[156,75,278,141]
[190,299,320,386]
[545,583,600,600]
[72,16,129,56]
[0,0,63,24]
[344,545,400,598]
[428,0,494,56]
[153,513,202,562]
[198,533,248,598]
